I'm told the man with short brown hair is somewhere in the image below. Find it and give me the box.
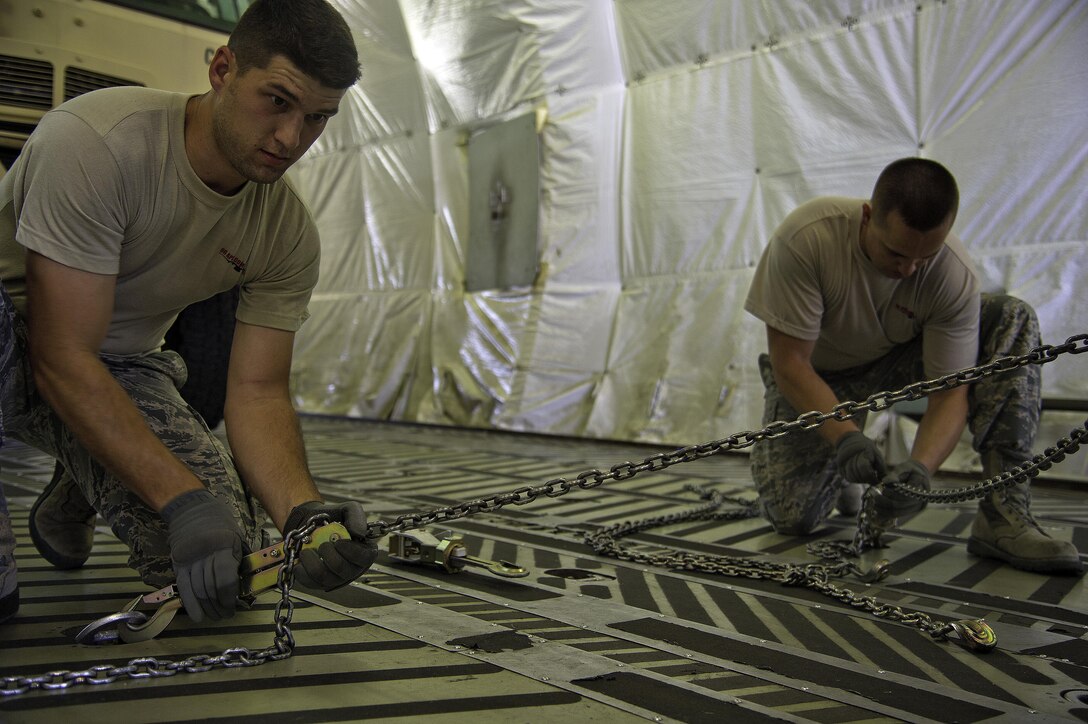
[744,157,1081,574]
[0,0,376,625]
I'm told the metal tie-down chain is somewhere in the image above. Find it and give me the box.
[809,419,1088,562]
[362,334,1088,541]
[356,333,1086,646]
[0,514,323,697]
[2,333,1086,698]
[584,417,1086,643]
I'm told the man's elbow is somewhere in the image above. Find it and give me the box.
[768,352,810,390]
[27,343,96,406]
[27,343,66,394]
[224,380,293,415]
[924,386,970,421]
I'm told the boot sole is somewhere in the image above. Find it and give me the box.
[967,536,1084,575]
[28,470,93,570]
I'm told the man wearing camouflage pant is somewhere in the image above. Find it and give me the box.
[0,286,268,583]
[744,157,1081,574]
[0,0,380,627]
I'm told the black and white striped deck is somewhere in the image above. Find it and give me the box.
[2,415,1086,722]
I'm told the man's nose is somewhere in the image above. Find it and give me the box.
[275,113,303,151]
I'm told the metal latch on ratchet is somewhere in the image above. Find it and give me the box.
[75,521,352,645]
[387,529,529,578]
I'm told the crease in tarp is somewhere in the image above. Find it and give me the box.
[287,0,1088,452]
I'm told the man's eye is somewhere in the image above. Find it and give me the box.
[270,96,287,107]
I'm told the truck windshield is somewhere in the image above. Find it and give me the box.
[101,0,254,33]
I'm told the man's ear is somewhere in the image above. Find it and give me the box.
[208,46,235,92]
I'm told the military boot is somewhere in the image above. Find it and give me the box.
[29,461,96,569]
[967,451,1082,574]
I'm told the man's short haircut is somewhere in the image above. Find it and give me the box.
[871,157,959,232]
[228,0,361,90]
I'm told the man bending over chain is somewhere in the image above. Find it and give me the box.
[0,0,377,625]
[744,157,1081,574]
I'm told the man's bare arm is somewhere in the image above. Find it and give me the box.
[765,325,859,445]
[223,320,322,532]
[25,251,204,510]
[909,385,968,474]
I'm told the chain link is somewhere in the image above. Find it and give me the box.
[583,486,960,638]
[584,437,1088,643]
[362,334,1088,540]
[3,333,1085,697]
[578,335,1088,644]
[0,515,324,698]
[808,420,1088,559]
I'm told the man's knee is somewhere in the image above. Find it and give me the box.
[979,294,1041,354]
[981,293,1036,319]
[754,459,830,535]
[761,501,825,536]
[751,437,837,536]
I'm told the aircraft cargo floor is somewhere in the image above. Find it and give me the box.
[2,415,1087,722]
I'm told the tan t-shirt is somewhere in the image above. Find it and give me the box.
[0,86,319,356]
[744,197,980,378]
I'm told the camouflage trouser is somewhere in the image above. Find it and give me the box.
[0,283,265,588]
[0,284,19,598]
[751,294,1041,535]
[0,482,13,599]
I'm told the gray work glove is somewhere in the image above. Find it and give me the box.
[162,489,245,623]
[835,431,887,486]
[284,501,377,592]
[872,459,930,521]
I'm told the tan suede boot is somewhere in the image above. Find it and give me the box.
[28,462,96,570]
[967,451,1082,574]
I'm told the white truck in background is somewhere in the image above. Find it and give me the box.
[1,0,245,167]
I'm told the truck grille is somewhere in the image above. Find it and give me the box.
[64,66,143,101]
[0,55,54,111]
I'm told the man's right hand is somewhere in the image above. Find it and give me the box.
[834,431,887,486]
[284,500,377,592]
[162,489,245,623]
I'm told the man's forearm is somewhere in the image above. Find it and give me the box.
[773,361,860,445]
[909,388,969,473]
[32,354,204,510]
[225,392,321,532]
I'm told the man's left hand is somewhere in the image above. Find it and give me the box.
[284,500,377,591]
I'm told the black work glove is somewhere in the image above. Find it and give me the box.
[872,459,930,521]
[835,431,887,486]
[283,501,377,592]
[162,489,245,623]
